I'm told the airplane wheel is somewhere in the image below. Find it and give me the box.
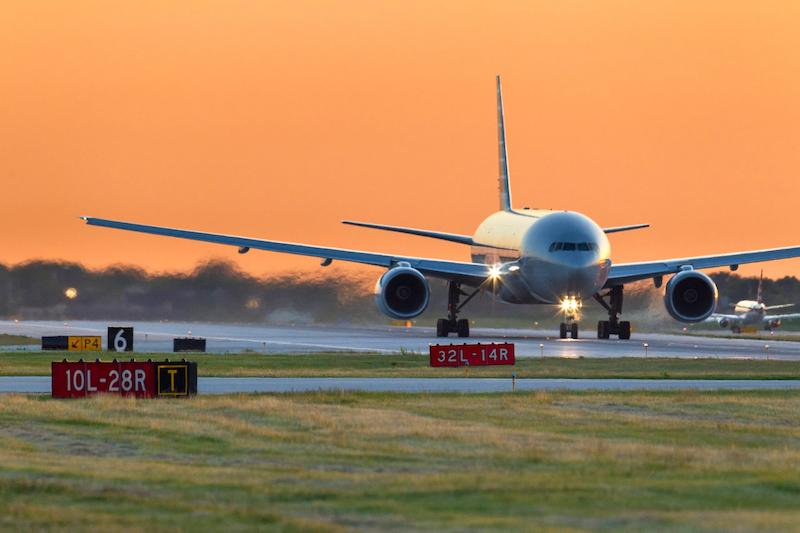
[571,323,579,339]
[457,319,470,338]
[559,323,568,339]
[597,321,609,339]
[619,321,631,340]
[436,319,449,337]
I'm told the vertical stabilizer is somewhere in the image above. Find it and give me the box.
[496,75,512,211]
[757,270,764,304]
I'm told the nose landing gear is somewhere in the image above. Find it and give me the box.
[435,281,481,338]
[558,297,581,339]
[593,285,632,340]
[559,321,579,339]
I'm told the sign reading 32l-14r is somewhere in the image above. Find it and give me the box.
[429,343,515,367]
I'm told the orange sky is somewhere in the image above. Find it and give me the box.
[2,1,800,279]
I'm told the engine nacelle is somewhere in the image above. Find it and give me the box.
[664,270,718,323]
[374,266,430,320]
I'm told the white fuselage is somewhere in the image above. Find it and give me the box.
[731,301,767,327]
[469,209,611,304]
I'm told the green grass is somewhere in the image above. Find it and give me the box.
[0,334,39,346]
[1,391,800,530]
[2,351,800,379]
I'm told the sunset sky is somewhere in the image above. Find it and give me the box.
[2,1,800,279]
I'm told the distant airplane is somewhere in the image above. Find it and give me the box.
[81,76,800,340]
[709,271,800,333]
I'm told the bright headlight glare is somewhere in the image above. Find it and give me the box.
[560,297,581,312]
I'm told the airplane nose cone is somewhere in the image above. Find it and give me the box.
[519,254,606,302]
[518,211,611,303]
[553,260,603,297]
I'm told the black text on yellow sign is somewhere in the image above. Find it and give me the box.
[67,336,102,352]
[158,364,189,396]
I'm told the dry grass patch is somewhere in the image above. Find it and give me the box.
[0,391,799,530]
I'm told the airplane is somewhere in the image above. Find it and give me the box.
[81,76,800,340]
[708,271,800,333]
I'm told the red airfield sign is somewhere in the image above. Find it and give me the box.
[52,361,156,398]
[429,343,515,367]
[51,361,198,398]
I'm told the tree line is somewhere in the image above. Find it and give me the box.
[0,260,797,328]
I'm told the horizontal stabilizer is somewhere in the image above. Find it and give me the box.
[603,224,650,234]
[342,220,474,245]
[765,303,795,311]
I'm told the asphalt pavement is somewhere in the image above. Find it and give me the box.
[1,320,798,359]
[3,376,800,394]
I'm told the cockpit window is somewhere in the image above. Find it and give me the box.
[549,242,598,252]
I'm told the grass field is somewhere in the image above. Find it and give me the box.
[0,334,39,346]
[1,391,799,531]
[2,351,800,379]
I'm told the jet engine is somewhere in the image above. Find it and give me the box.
[664,270,718,323]
[375,266,430,319]
[717,317,731,329]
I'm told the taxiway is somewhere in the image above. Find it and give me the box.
[2,375,800,394]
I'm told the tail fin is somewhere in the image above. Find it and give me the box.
[496,75,512,211]
[757,270,764,304]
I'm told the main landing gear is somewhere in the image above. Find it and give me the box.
[593,285,632,340]
[436,281,482,338]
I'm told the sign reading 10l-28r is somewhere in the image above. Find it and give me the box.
[429,343,515,367]
[51,361,198,398]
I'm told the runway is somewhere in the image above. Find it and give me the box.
[3,376,800,394]
[1,320,800,360]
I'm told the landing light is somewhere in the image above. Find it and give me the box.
[560,297,581,313]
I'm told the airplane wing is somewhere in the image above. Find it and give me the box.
[765,312,800,321]
[81,217,493,285]
[605,246,800,286]
[709,313,740,320]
